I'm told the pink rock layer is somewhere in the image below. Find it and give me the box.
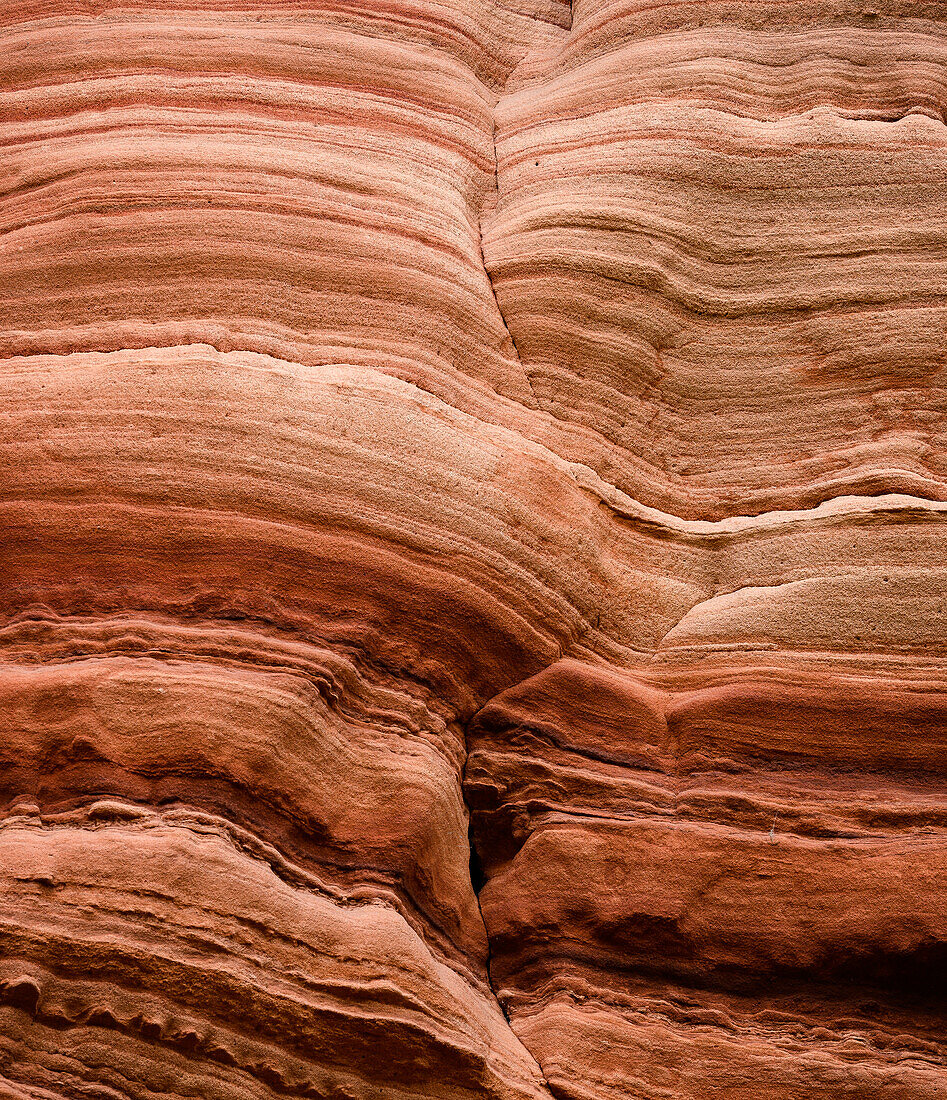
[0,1,945,1098]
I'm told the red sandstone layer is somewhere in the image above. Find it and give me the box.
[0,2,945,1098]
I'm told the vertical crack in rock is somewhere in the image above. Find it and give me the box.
[480,114,538,405]
[461,707,508,1026]
[460,695,556,1096]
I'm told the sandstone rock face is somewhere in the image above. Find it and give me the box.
[1,2,945,1098]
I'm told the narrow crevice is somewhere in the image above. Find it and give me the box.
[478,114,538,406]
[469,830,488,895]
[459,709,518,1036]
[477,0,572,408]
[460,741,507,1019]
[460,736,557,1096]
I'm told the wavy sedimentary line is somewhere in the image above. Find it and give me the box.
[511,26,947,116]
[467,664,947,1091]
[483,5,947,521]
[6,329,943,524]
[483,183,947,290]
[1,344,942,677]
[0,816,552,1099]
[0,794,495,990]
[563,0,947,53]
[0,647,486,960]
[0,8,540,414]
[514,996,946,1100]
[6,339,941,531]
[0,4,546,92]
[0,613,456,744]
[573,472,947,534]
[467,694,947,1097]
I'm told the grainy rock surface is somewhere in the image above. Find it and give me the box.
[1,2,945,1098]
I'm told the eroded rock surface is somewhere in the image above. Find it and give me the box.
[0,1,945,1097]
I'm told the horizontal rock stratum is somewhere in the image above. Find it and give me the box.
[1,2,945,1098]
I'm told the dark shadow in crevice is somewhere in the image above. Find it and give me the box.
[469,830,488,895]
